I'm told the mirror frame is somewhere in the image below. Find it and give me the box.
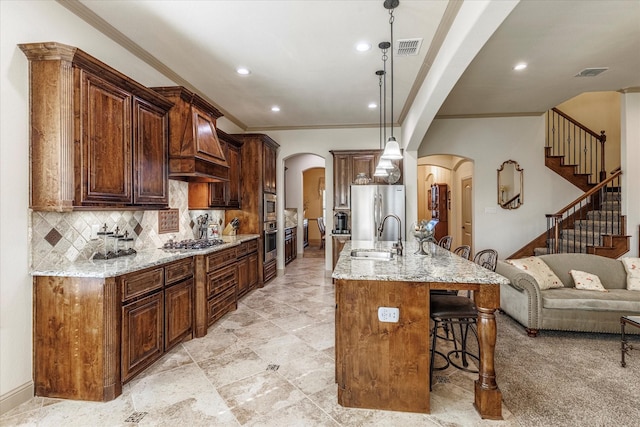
[497,160,524,209]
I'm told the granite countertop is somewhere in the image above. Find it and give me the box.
[332,240,510,285]
[31,234,260,278]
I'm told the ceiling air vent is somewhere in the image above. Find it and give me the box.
[574,67,609,77]
[396,38,422,56]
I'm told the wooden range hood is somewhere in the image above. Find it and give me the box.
[152,86,229,182]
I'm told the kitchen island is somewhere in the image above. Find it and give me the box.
[332,240,510,419]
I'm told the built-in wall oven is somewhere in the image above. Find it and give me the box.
[264,194,276,222]
[264,221,277,261]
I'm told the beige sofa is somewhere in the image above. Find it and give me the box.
[496,253,640,336]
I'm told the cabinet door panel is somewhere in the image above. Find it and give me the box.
[333,154,351,209]
[133,98,168,206]
[165,279,193,350]
[80,71,132,204]
[121,292,163,382]
[226,144,242,207]
[351,154,376,183]
[237,256,249,297]
[248,252,259,289]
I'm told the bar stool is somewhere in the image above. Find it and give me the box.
[438,235,452,251]
[452,245,471,260]
[429,248,498,390]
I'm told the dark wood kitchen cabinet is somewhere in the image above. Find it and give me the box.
[331,149,403,210]
[237,238,259,297]
[225,134,279,286]
[263,142,277,194]
[431,183,449,241]
[284,226,297,265]
[33,256,194,401]
[189,130,243,209]
[20,42,172,211]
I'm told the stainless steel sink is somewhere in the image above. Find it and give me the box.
[350,250,394,260]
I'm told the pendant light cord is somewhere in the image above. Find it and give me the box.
[389,9,394,139]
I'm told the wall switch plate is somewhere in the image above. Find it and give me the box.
[378,307,399,323]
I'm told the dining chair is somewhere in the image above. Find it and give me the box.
[452,245,471,260]
[438,235,452,251]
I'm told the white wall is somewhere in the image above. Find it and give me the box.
[621,92,640,258]
[419,115,583,258]
[0,0,176,410]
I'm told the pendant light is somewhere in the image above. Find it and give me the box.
[374,42,394,176]
[381,0,403,160]
[373,69,389,177]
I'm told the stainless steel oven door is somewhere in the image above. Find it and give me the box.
[264,194,277,222]
[264,221,277,261]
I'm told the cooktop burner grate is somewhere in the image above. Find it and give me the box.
[162,238,225,251]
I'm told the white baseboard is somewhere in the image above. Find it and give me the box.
[0,382,34,416]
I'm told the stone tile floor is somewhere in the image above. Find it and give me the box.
[1,256,512,426]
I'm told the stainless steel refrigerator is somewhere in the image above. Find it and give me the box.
[350,185,405,242]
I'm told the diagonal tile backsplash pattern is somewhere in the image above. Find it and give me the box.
[30,181,225,270]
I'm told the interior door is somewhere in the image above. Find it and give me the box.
[461,177,473,251]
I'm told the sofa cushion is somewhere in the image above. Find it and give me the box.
[621,258,640,291]
[506,257,563,290]
[541,288,640,312]
[570,270,608,292]
[539,253,627,290]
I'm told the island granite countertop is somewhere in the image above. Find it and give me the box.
[332,240,510,285]
[31,234,260,278]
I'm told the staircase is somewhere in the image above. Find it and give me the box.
[510,108,629,259]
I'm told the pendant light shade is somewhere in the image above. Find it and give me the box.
[381,136,402,160]
[373,165,388,177]
[378,157,394,170]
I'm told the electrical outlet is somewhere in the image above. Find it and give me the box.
[91,224,100,240]
[378,307,399,323]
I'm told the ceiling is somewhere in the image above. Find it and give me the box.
[66,0,639,132]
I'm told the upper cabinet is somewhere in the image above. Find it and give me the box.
[20,42,173,211]
[331,150,403,210]
[263,141,277,194]
[189,130,243,209]
[151,86,229,183]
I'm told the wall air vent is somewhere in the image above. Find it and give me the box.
[575,67,609,77]
[396,38,423,56]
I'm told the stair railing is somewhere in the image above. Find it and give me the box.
[546,170,622,254]
[547,108,607,184]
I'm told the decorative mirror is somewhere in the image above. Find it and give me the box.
[497,160,523,209]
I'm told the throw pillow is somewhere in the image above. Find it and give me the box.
[570,270,608,292]
[621,258,640,291]
[505,257,564,290]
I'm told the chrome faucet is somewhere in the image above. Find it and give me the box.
[378,214,403,256]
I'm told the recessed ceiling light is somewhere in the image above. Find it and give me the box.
[271,106,280,112]
[356,42,371,52]
[368,103,377,109]
[513,63,527,71]
[236,67,251,75]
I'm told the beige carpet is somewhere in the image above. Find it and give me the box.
[493,312,640,426]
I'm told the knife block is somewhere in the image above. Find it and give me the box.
[222,223,236,236]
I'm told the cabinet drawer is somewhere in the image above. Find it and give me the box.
[207,286,237,326]
[236,241,248,257]
[165,257,194,285]
[206,247,237,271]
[246,239,258,253]
[206,264,237,298]
[121,267,164,301]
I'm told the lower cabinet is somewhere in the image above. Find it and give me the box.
[284,226,297,265]
[121,292,164,382]
[237,239,259,297]
[120,257,194,383]
[264,258,277,283]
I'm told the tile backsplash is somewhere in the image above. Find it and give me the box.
[30,181,224,270]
